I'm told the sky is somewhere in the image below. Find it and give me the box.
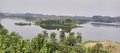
[0,0,120,16]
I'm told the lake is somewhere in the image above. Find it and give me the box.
[0,18,120,42]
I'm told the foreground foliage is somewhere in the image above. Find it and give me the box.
[0,24,110,53]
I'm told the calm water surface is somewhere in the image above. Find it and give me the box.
[1,18,120,42]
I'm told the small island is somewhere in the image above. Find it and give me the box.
[15,22,31,26]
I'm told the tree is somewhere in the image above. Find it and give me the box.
[92,42,103,53]
[65,19,72,23]
[76,32,82,43]
[65,32,76,46]
[50,32,56,40]
[0,24,3,29]
[0,28,8,35]
[42,30,48,39]
[60,30,65,42]
[73,45,85,53]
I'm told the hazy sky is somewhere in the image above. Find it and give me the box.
[0,0,120,16]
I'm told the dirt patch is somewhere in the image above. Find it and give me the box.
[84,41,120,53]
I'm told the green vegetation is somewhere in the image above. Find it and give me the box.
[0,24,110,53]
[35,19,78,28]
[15,22,31,26]
[35,19,80,32]
[0,24,3,29]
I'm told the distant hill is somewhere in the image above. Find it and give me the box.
[92,15,120,22]
[0,12,5,18]
[0,12,120,22]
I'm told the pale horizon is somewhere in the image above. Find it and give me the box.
[0,0,120,17]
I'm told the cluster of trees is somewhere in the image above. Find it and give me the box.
[35,19,75,26]
[92,16,120,22]
[35,19,78,32]
[0,24,110,53]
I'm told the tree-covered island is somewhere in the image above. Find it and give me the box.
[34,19,81,32]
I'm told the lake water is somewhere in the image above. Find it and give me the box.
[0,18,120,42]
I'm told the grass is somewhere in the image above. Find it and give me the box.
[83,40,120,53]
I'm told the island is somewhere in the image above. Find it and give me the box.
[34,19,80,32]
[15,22,31,26]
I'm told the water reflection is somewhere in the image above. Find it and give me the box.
[40,25,72,33]
[91,22,120,28]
